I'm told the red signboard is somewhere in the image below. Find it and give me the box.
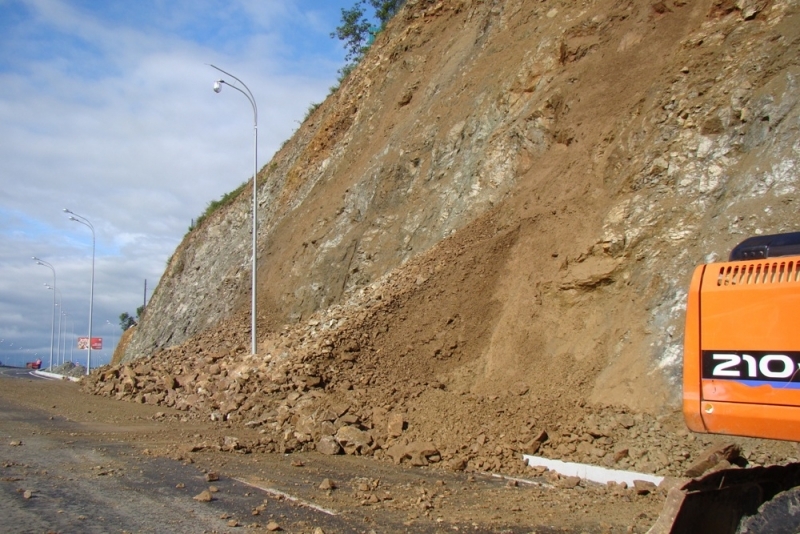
[77,337,103,350]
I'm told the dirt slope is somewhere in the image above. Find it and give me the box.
[103,0,800,482]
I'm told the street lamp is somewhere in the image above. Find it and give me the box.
[33,257,56,370]
[60,311,69,366]
[103,319,117,365]
[209,64,258,356]
[67,315,75,363]
[45,284,62,367]
[64,209,95,375]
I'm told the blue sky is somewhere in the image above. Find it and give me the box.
[0,0,357,368]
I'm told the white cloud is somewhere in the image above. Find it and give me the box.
[0,0,351,367]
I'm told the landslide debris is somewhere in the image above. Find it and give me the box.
[87,0,800,491]
[82,226,799,479]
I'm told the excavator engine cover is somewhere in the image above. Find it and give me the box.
[648,233,800,534]
[683,232,800,441]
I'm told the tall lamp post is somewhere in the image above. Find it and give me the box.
[64,209,95,375]
[209,64,258,356]
[33,257,56,370]
[60,311,69,366]
[45,284,62,367]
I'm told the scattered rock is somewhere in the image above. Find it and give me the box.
[633,480,657,495]
[684,443,741,478]
[335,425,372,455]
[387,413,405,438]
[193,490,213,502]
[316,435,342,456]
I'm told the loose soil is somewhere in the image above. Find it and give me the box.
[2,374,670,533]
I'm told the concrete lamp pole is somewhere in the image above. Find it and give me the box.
[32,257,56,370]
[209,64,258,356]
[63,209,95,375]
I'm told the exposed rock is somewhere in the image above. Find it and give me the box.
[81,0,800,484]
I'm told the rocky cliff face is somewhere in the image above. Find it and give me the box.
[121,0,799,424]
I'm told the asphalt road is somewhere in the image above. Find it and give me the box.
[0,394,369,534]
[0,382,556,534]
[0,373,633,533]
[0,366,48,380]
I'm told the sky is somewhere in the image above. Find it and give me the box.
[0,0,356,368]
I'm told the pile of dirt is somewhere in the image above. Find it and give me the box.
[87,0,800,501]
[82,223,799,478]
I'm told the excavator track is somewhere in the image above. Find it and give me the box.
[648,463,800,534]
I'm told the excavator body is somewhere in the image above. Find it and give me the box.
[683,233,800,442]
[650,232,800,534]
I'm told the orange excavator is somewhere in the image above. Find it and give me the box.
[651,232,800,533]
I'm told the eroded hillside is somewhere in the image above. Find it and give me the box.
[105,0,800,476]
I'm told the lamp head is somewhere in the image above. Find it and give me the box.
[213,80,223,93]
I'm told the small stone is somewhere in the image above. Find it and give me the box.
[633,480,657,495]
[614,449,629,463]
[316,435,342,456]
[266,521,281,531]
[684,443,741,478]
[387,413,405,438]
[193,490,213,502]
[560,476,581,489]
[23,490,32,499]
[208,485,219,493]
[227,519,239,527]
[9,441,22,446]
[510,382,529,396]
[617,414,635,429]
[448,458,467,471]
[319,478,336,491]
[205,472,219,482]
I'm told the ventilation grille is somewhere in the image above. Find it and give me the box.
[717,260,800,286]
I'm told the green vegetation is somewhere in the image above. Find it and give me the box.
[189,181,248,232]
[304,101,322,122]
[118,306,144,331]
[331,0,406,77]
